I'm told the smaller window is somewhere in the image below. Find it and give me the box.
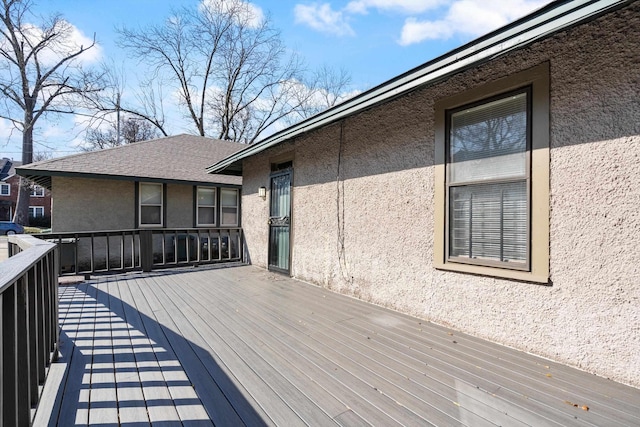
[220,188,239,226]
[29,206,45,217]
[0,183,9,196]
[139,183,163,226]
[197,187,216,226]
[30,185,45,197]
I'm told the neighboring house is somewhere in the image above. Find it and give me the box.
[17,134,243,232]
[208,0,640,388]
[0,157,52,224]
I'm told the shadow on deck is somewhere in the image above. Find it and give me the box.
[36,265,640,426]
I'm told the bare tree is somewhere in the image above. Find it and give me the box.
[82,115,161,151]
[116,0,310,143]
[0,0,102,225]
[32,150,51,162]
[287,64,354,124]
[85,61,169,137]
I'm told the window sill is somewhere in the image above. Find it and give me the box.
[434,261,549,284]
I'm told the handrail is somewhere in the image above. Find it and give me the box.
[1,235,56,292]
[1,234,59,426]
[36,227,244,276]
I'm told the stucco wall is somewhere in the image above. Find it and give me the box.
[241,3,640,387]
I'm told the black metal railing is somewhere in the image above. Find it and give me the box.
[1,234,59,426]
[36,227,244,276]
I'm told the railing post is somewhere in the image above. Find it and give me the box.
[26,268,40,408]
[16,277,32,426]
[140,230,153,272]
[1,286,17,427]
[49,248,60,360]
[1,281,31,427]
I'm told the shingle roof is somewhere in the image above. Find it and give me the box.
[17,134,244,188]
[0,158,11,180]
[0,158,21,181]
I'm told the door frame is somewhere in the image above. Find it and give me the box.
[267,166,292,274]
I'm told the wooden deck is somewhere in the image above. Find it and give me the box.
[36,265,640,426]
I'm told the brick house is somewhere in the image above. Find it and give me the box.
[0,158,52,225]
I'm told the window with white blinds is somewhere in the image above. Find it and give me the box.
[447,89,530,268]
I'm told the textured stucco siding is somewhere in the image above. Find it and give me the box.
[241,4,640,387]
[52,176,134,232]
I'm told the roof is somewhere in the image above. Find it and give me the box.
[207,0,632,175]
[0,158,11,180]
[0,158,20,181]
[18,134,244,189]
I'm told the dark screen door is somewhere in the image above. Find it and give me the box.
[268,169,291,273]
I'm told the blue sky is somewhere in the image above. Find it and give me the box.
[0,0,550,159]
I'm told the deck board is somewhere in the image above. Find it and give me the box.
[173,274,466,426]
[37,265,640,426]
[121,276,213,425]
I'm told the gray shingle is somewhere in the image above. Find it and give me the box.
[18,134,243,187]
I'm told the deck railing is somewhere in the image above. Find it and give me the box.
[36,227,244,276]
[1,234,59,426]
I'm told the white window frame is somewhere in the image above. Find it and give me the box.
[29,206,45,217]
[196,187,217,226]
[138,182,163,227]
[30,185,45,197]
[220,188,239,227]
[0,183,9,196]
[434,63,549,283]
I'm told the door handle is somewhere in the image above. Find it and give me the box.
[268,217,290,226]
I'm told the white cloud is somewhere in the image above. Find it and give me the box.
[65,24,102,64]
[200,0,265,28]
[346,0,445,15]
[399,0,549,45]
[294,3,355,36]
[400,18,451,44]
[0,119,18,141]
[11,21,103,66]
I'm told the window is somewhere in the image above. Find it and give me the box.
[220,188,239,226]
[448,90,529,267]
[434,63,549,283]
[29,206,45,217]
[139,183,163,226]
[30,185,45,197]
[0,183,9,196]
[0,205,11,221]
[197,187,216,226]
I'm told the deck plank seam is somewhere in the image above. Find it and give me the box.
[167,273,433,427]
[215,270,632,427]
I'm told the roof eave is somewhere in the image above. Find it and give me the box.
[15,168,241,190]
[207,0,632,175]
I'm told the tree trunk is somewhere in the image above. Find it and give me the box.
[13,121,33,226]
[13,177,31,226]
